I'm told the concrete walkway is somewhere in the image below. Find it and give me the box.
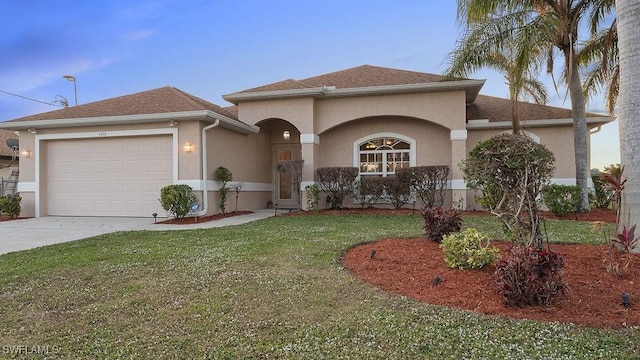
[0,209,274,255]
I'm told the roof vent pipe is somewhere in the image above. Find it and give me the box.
[192,119,220,217]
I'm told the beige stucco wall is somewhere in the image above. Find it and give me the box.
[314,91,467,134]
[239,98,315,133]
[466,126,579,179]
[317,116,451,168]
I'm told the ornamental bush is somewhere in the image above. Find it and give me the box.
[421,207,462,242]
[159,184,197,219]
[316,167,358,209]
[216,166,233,214]
[542,184,581,216]
[440,228,499,269]
[353,176,385,208]
[461,133,555,248]
[397,166,450,208]
[382,175,412,209]
[494,246,567,307]
[0,195,21,218]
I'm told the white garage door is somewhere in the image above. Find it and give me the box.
[46,136,173,217]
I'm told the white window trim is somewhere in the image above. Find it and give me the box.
[352,132,417,173]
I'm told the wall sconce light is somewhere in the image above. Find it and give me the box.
[27,128,37,134]
[283,130,291,140]
[184,140,192,153]
[168,120,176,127]
[21,147,31,158]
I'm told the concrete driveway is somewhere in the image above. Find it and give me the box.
[0,210,274,255]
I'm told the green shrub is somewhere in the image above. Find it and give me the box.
[421,207,462,242]
[397,166,450,208]
[461,133,555,247]
[591,172,612,209]
[0,195,21,218]
[305,183,320,211]
[440,228,499,269]
[159,185,197,219]
[215,166,233,214]
[494,246,567,307]
[542,184,581,216]
[353,176,385,208]
[316,167,358,209]
[382,175,412,209]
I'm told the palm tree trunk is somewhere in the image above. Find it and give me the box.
[566,49,590,212]
[617,0,640,250]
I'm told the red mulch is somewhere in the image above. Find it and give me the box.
[342,208,640,329]
[156,211,253,224]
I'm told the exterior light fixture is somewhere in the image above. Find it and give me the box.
[27,128,37,134]
[168,120,177,127]
[283,130,291,140]
[62,75,78,106]
[21,147,31,158]
[184,140,192,153]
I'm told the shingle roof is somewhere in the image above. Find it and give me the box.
[468,95,576,122]
[237,65,445,93]
[2,87,238,124]
[0,130,19,158]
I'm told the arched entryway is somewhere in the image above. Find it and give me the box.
[256,118,302,208]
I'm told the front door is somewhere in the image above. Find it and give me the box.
[274,146,298,208]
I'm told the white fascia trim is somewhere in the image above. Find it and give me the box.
[300,133,320,145]
[17,182,36,192]
[223,88,326,103]
[466,116,615,129]
[0,110,259,135]
[223,80,486,104]
[450,130,468,141]
[34,128,179,217]
[353,132,417,168]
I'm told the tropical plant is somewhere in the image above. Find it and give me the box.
[446,10,548,134]
[578,0,618,115]
[232,182,244,212]
[0,195,21,218]
[453,0,615,212]
[215,166,233,214]
[440,228,499,269]
[461,133,555,248]
[422,207,462,243]
[494,246,567,307]
[159,185,197,219]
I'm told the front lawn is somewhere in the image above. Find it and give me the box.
[0,214,636,359]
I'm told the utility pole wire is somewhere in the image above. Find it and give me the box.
[0,89,65,107]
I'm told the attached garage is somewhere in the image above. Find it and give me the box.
[45,135,173,217]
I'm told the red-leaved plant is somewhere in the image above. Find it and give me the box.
[421,207,462,242]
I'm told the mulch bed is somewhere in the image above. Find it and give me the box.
[341,208,640,329]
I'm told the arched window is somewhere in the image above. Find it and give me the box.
[353,133,416,177]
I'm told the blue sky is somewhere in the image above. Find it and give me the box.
[0,0,619,169]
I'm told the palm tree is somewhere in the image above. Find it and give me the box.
[616,0,640,250]
[446,13,549,134]
[579,0,618,115]
[453,0,608,212]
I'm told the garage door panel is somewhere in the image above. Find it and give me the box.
[47,136,173,217]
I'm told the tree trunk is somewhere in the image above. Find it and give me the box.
[617,0,640,250]
[566,48,590,212]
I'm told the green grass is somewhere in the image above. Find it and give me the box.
[0,214,634,359]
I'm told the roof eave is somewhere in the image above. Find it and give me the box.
[0,110,260,135]
[467,116,616,129]
[222,79,486,104]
